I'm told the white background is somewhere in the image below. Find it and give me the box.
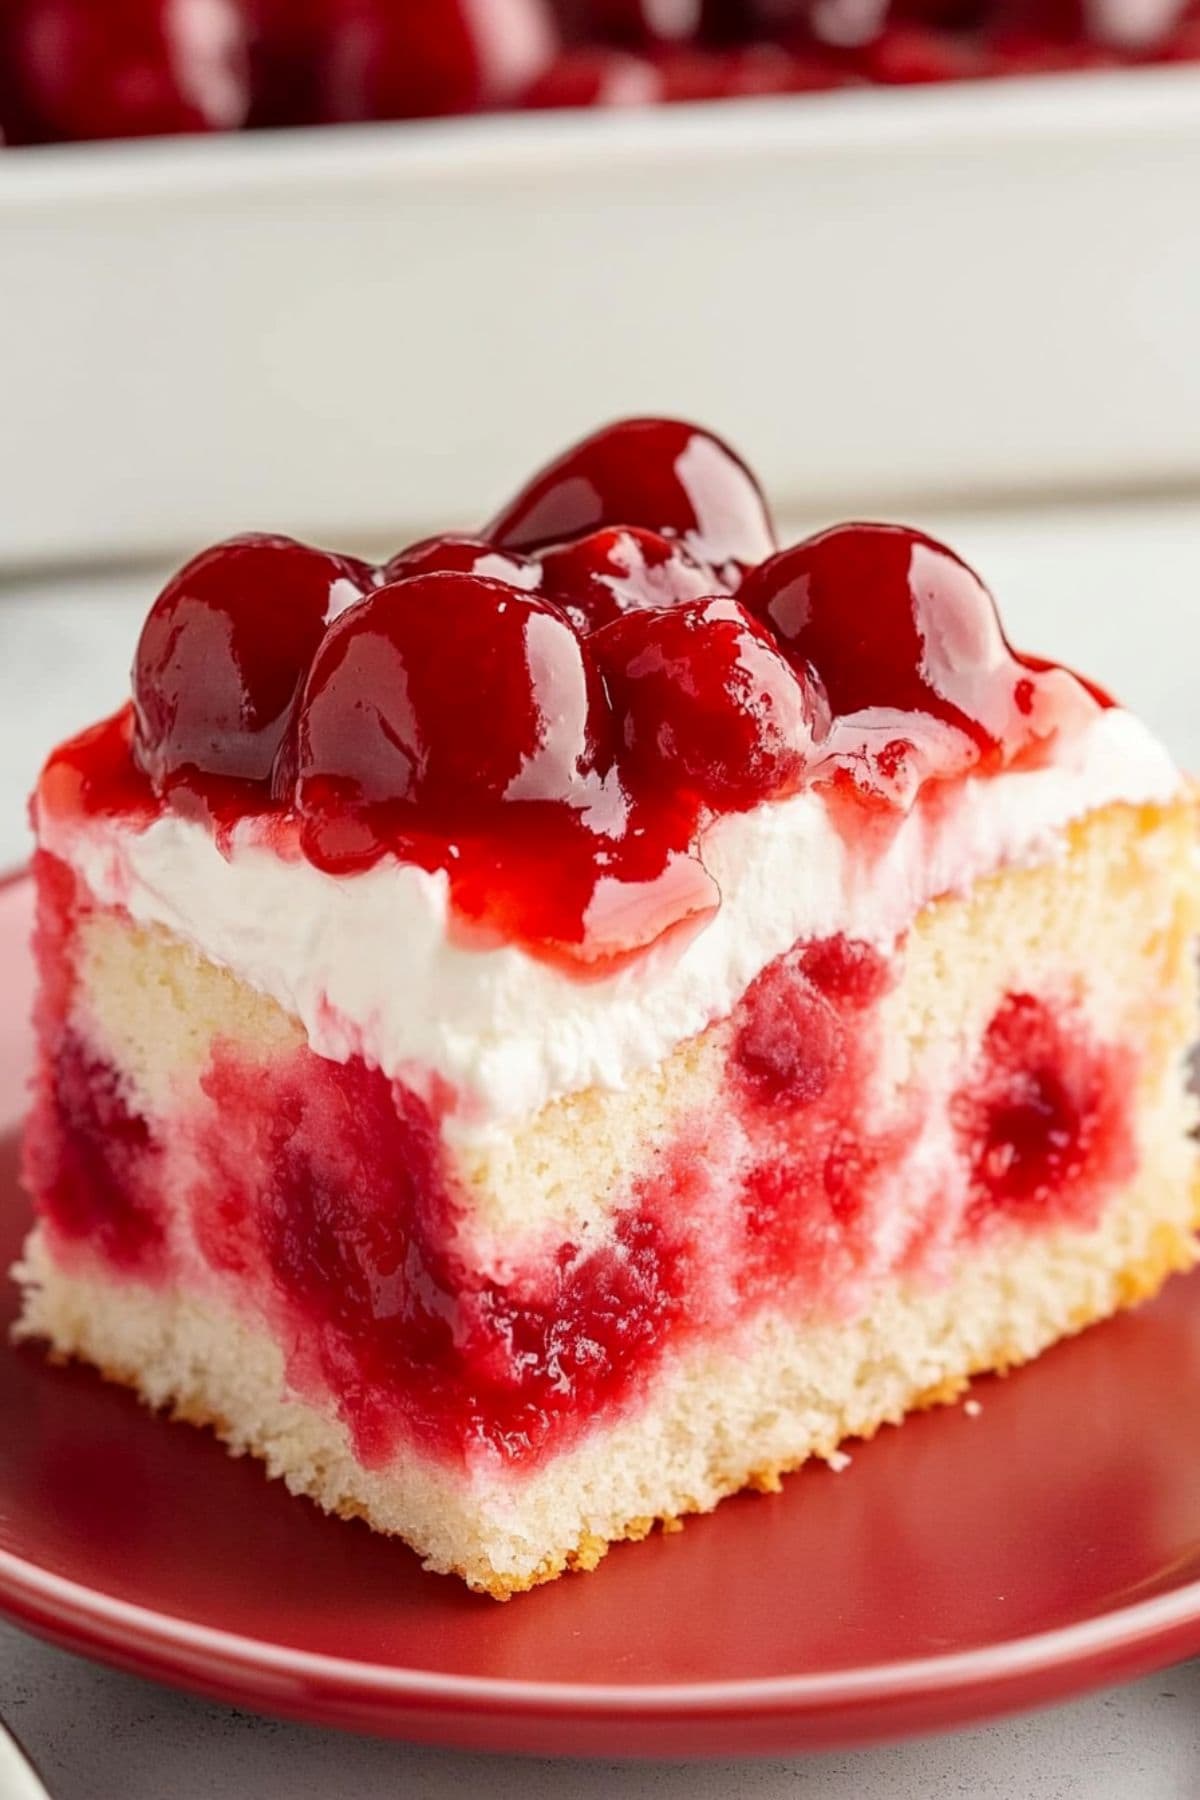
[2,497,1200,1796]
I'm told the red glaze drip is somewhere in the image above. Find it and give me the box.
[40,708,719,975]
[37,706,157,834]
[1017,650,1116,711]
[293,567,719,965]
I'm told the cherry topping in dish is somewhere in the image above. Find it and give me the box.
[485,416,777,577]
[3,0,1193,145]
[538,525,719,632]
[132,534,372,794]
[588,0,705,41]
[246,0,322,128]
[592,595,826,809]
[294,571,611,868]
[6,0,252,141]
[522,44,663,104]
[865,24,988,81]
[656,41,851,97]
[310,0,558,121]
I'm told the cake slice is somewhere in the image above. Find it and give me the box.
[14,418,1199,1598]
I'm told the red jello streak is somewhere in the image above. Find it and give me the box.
[25,1029,167,1275]
[952,991,1137,1233]
[25,873,1140,1467]
[190,1043,693,1466]
[23,851,167,1276]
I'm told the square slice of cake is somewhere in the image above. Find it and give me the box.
[14,417,1199,1597]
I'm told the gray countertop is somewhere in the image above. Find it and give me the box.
[3,497,1200,1797]
[4,1620,1200,1800]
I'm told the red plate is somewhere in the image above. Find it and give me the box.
[2,870,1200,1756]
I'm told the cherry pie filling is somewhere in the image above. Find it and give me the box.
[27,417,1140,1470]
[3,0,1195,149]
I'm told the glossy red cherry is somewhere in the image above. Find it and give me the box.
[587,0,704,42]
[538,526,719,632]
[295,572,611,867]
[311,0,558,121]
[657,42,848,98]
[781,46,862,88]
[247,0,324,127]
[381,534,540,590]
[1153,13,1200,61]
[865,25,986,81]
[132,535,371,793]
[738,522,1010,749]
[738,0,796,24]
[701,0,754,36]
[7,0,251,141]
[982,30,1118,70]
[591,596,824,811]
[486,417,776,577]
[729,45,840,95]
[522,45,662,104]
[984,0,1152,48]
[767,0,979,43]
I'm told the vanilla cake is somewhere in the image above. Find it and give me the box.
[14,417,1199,1597]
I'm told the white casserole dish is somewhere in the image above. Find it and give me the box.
[2,65,1199,570]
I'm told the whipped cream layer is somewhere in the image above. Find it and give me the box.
[40,708,1181,1139]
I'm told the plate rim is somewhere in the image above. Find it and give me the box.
[4,859,1200,1746]
[4,1540,1200,1717]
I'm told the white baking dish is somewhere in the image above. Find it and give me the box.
[2,66,1199,571]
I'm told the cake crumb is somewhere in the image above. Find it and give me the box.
[964,1399,983,1418]
[826,1450,852,1473]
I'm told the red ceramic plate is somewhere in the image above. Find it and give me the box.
[3,870,1200,1756]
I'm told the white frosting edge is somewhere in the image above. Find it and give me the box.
[39,708,1181,1141]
